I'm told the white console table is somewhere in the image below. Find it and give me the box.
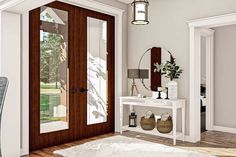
[120,96,185,145]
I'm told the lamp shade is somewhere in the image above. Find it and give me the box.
[128,69,149,79]
[139,69,149,79]
[128,69,140,79]
[131,0,149,25]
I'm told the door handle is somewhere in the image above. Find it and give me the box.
[80,88,88,93]
[70,87,79,94]
[69,88,88,94]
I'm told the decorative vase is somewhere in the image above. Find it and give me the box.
[167,80,178,99]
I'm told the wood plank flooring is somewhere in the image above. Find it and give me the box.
[24,131,236,157]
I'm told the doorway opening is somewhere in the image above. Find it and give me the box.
[199,29,214,134]
[189,13,236,142]
[200,36,207,133]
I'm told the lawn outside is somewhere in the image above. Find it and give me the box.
[40,82,64,124]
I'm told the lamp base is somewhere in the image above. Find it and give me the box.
[130,78,139,96]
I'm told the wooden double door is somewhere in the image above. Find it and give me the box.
[29,1,115,151]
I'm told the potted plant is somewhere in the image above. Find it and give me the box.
[154,58,183,99]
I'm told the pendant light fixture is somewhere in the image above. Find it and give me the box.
[131,0,149,25]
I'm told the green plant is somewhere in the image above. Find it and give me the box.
[154,58,183,81]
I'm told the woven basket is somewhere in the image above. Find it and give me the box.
[140,117,156,130]
[156,116,173,133]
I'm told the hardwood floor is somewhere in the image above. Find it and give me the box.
[24,131,236,157]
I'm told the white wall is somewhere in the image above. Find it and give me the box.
[213,25,236,128]
[128,0,236,135]
[0,11,21,157]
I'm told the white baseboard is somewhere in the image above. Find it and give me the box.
[178,135,193,143]
[20,148,29,156]
[213,125,236,134]
[183,135,197,143]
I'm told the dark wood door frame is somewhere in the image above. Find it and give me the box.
[29,1,115,151]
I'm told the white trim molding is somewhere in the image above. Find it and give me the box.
[0,0,25,10]
[189,26,201,142]
[63,0,124,16]
[201,29,215,131]
[117,0,132,4]
[20,11,29,156]
[188,13,236,28]
[213,126,236,134]
[188,13,236,142]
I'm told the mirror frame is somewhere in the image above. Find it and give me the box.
[138,47,174,91]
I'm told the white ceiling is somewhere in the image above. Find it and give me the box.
[117,0,133,4]
[0,0,9,5]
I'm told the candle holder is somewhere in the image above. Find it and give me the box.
[157,87,162,99]
[165,87,169,99]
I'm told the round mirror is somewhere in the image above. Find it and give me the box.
[138,47,174,91]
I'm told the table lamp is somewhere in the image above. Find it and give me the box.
[128,69,149,96]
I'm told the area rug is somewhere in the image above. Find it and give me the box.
[54,136,216,157]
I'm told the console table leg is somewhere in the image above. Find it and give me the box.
[173,105,177,145]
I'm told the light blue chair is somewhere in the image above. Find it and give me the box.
[0,77,8,157]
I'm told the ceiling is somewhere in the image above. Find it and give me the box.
[117,0,133,4]
[0,0,10,5]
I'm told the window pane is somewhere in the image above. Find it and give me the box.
[40,6,69,133]
[87,17,108,125]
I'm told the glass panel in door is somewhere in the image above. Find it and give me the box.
[40,6,69,133]
[87,17,108,125]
